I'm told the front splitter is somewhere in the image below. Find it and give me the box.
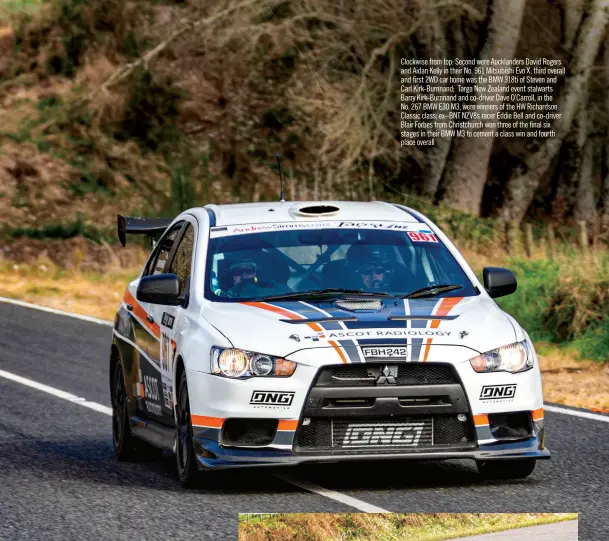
[193,436,550,470]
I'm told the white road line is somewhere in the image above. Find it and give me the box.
[545,404,609,423]
[0,297,113,327]
[0,368,113,415]
[275,475,389,513]
[0,365,387,513]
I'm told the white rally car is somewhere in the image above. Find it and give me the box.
[110,201,549,487]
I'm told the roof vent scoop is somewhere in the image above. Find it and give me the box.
[335,300,383,311]
[293,204,340,217]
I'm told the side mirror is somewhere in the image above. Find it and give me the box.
[136,274,181,306]
[483,267,517,298]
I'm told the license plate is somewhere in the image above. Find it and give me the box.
[334,421,429,448]
[362,346,408,359]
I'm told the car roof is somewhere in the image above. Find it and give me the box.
[192,201,421,226]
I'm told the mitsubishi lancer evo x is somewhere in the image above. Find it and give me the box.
[110,201,549,487]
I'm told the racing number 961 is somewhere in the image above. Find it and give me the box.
[408,232,438,243]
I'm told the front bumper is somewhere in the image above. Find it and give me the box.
[186,363,549,470]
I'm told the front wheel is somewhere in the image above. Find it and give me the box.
[176,370,201,488]
[476,458,536,480]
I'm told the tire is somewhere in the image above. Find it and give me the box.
[476,458,536,480]
[176,369,201,488]
[111,361,147,461]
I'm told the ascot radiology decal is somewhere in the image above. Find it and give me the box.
[210,221,435,238]
[304,329,453,340]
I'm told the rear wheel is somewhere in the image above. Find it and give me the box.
[176,369,201,488]
[476,458,536,480]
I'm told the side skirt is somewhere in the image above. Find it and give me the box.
[131,415,176,452]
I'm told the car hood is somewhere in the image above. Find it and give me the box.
[202,295,518,363]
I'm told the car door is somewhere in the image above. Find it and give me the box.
[131,221,185,422]
[148,220,196,427]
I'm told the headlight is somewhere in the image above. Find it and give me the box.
[211,347,297,378]
[469,340,534,373]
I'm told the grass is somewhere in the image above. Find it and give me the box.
[461,246,609,363]
[0,260,140,319]
[238,513,578,541]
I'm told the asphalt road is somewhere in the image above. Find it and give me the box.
[452,520,578,540]
[0,301,605,541]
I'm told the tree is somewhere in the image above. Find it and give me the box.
[499,0,609,225]
[417,4,451,199]
[573,93,597,231]
[601,38,609,232]
[438,0,526,215]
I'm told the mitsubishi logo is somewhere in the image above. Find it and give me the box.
[376,365,398,385]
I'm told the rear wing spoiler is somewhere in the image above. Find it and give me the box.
[117,214,175,247]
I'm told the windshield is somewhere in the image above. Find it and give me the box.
[204,221,478,302]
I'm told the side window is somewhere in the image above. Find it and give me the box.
[145,223,183,277]
[169,223,195,296]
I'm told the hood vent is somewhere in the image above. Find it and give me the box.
[292,204,340,218]
[335,299,383,311]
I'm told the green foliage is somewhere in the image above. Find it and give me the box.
[8,220,112,243]
[495,258,560,342]
[494,256,609,362]
[576,318,609,362]
[116,69,185,151]
[169,162,196,215]
[42,0,127,77]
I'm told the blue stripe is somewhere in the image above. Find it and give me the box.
[320,320,343,330]
[407,298,439,316]
[410,338,424,361]
[338,340,363,363]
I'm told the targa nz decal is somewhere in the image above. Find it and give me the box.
[250,391,295,408]
[480,384,517,400]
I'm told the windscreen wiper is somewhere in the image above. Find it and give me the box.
[401,284,463,299]
[258,288,395,302]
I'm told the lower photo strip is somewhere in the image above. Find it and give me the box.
[238,512,578,540]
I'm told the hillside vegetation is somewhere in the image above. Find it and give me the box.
[1,0,608,363]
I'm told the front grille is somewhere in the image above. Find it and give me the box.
[296,415,474,452]
[315,363,459,387]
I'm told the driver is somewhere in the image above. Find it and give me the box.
[346,245,393,291]
[217,255,287,298]
[225,258,259,297]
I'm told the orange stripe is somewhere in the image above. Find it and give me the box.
[474,414,489,426]
[242,302,322,331]
[124,290,161,339]
[277,420,298,431]
[430,297,464,328]
[532,408,544,421]
[422,338,433,362]
[328,340,348,364]
[139,383,145,397]
[191,415,224,428]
